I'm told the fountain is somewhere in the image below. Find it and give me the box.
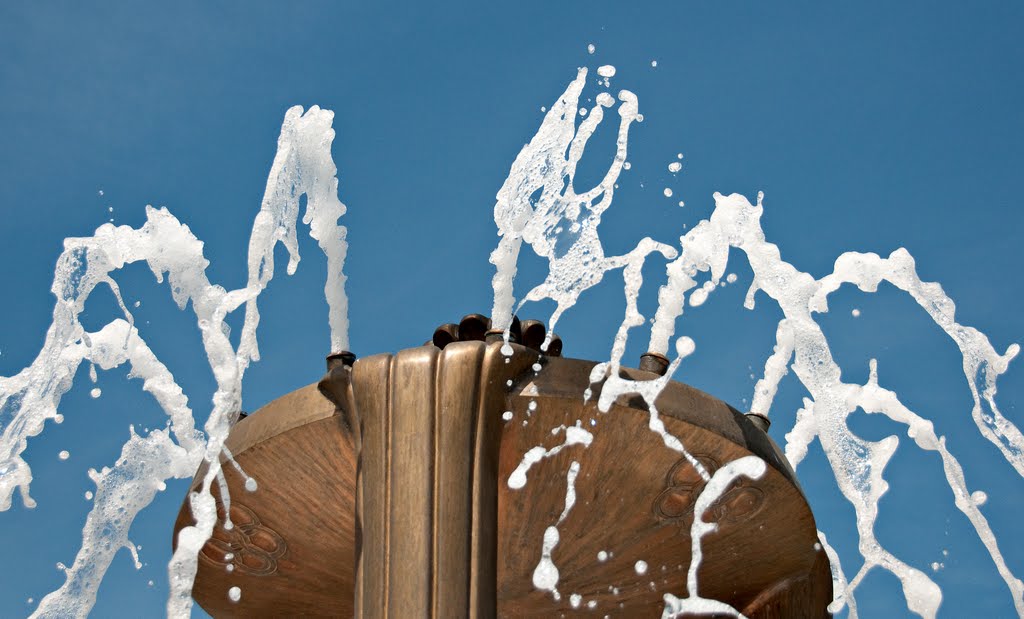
[1,64,1021,619]
[173,315,832,616]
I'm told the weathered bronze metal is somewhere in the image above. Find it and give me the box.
[639,351,671,376]
[174,316,831,618]
[458,313,492,342]
[432,323,460,348]
[746,412,772,432]
[326,350,357,370]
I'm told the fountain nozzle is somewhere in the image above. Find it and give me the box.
[326,351,357,371]
[639,351,670,376]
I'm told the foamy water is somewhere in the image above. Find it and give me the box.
[495,70,1023,618]
[0,105,350,618]
[0,62,1020,618]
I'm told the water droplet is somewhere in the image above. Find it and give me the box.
[668,162,682,173]
[244,478,258,492]
[634,560,648,575]
[90,388,102,399]
[228,586,241,602]
[623,162,631,170]
[85,491,93,500]
[972,490,988,505]
[597,550,608,562]
[587,43,595,54]
[532,363,542,372]
[502,411,513,421]
[651,60,658,67]
[852,308,861,317]
[663,188,673,198]
[58,450,70,460]
[597,65,616,78]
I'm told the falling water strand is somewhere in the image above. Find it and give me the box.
[661,455,766,618]
[0,105,351,618]
[585,237,707,481]
[508,423,593,490]
[531,460,582,600]
[645,192,1023,617]
[817,530,857,617]
[492,70,1022,616]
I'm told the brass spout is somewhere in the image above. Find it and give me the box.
[326,350,357,371]
[639,351,670,375]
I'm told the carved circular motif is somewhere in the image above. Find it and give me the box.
[200,502,287,577]
[654,454,765,526]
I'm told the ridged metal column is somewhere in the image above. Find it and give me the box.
[350,340,532,618]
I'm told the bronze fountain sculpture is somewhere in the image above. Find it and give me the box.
[174,314,832,617]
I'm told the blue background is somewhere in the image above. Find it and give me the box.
[1,2,1022,617]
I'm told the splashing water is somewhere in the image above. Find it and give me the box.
[492,70,1023,617]
[508,423,593,490]
[662,455,766,619]
[0,105,350,617]
[531,459,583,600]
[1,61,1019,618]
[488,67,668,347]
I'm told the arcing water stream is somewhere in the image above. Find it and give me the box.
[0,66,1020,618]
[0,106,349,617]
[492,67,1022,617]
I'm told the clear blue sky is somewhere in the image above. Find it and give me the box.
[1,2,1022,617]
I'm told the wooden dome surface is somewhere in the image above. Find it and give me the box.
[174,341,831,618]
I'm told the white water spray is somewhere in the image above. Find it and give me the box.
[643,191,1022,617]
[1,61,1018,618]
[662,455,766,619]
[488,67,667,344]
[0,105,350,618]
[492,70,1023,617]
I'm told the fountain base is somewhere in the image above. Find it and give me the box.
[174,332,831,617]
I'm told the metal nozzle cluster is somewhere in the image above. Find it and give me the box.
[432,313,562,356]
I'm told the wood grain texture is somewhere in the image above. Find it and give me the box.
[175,342,831,618]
